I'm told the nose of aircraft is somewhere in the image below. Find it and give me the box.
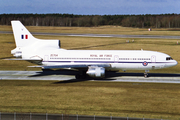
[165,60,178,68]
[172,60,178,67]
[175,60,178,66]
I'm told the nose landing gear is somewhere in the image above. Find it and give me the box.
[144,70,149,78]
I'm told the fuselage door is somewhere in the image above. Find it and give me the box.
[44,55,49,62]
[151,55,156,63]
[114,55,119,63]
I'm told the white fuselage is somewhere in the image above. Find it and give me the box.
[10,20,178,78]
[23,48,177,71]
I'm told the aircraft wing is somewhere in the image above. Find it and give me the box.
[29,64,111,70]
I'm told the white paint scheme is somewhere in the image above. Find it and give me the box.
[10,20,177,78]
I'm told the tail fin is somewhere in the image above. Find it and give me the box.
[11,20,37,47]
[11,20,61,58]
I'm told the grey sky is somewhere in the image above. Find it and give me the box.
[0,0,180,15]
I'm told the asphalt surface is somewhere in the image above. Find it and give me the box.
[1,31,180,39]
[1,70,180,83]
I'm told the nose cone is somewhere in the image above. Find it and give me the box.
[174,60,178,66]
[171,60,178,67]
[165,60,178,68]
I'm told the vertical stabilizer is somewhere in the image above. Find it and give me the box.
[11,20,61,58]
[11,20,37,47]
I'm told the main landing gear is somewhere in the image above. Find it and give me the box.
[75,71,87,79]
[144,70,149,78]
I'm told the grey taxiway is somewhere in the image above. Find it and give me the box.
[1,71,180,83]
[1,31,180,39]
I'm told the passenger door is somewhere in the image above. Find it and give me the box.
[44,55,49,62]
[151,55,156,63]
[114,55,119,63]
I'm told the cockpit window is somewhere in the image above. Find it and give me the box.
[166,57,173,60]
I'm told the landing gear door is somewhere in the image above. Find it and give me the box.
[151,55,156,63]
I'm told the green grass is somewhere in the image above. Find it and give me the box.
[0,80,180,119]
[1,25,180,119]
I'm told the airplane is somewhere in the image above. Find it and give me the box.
[9,20,177,79]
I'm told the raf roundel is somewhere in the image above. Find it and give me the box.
[142,61,148,66]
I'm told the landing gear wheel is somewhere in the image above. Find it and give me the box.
[75,72,87,79]
[144,70,149,78]
[144,73,148,78]
[75,74,81,79]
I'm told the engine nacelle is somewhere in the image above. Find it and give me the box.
[86,66,105,78]
[11,47,22,58]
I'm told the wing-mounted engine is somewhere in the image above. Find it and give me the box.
[86,66,105,78]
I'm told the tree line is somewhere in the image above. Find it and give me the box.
[1,13,180,28]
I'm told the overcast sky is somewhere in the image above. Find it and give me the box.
[1,0,180,15]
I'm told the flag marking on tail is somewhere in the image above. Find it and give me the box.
[21,35,28,39]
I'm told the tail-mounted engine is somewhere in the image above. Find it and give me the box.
[86,66,105,78]
[11,47,22,58]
